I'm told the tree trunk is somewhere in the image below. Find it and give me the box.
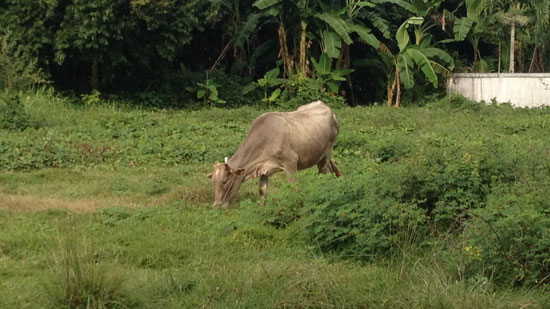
[387,83,393,107]
[473,46,478,69]
[395,69,401,108]
[498,42,501,73]
[509,21,515,73]
[529,46,538,73]
[278,24,293,77]
[340,44,356,105]
[540,45,547,72]
[387,68,399,107]
[91,57,99,91]
[529,45,546,73]
[387,75,395,107]
[469,36,480,70]
[210,41,232,72]
[517,41,524,72]
[299,20,308,76]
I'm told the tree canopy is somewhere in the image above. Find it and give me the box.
[1,0,549,106]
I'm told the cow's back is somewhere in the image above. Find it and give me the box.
[285,101,339,169]
[229,101,339,175]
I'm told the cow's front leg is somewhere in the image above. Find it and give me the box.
[285,164,298,184]
[259,175,268,205]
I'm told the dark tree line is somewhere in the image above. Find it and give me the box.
[1,0,549,106]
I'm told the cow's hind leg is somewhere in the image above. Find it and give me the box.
[329,160,343,177]
[259,175,268,205]
[317,156,342,177]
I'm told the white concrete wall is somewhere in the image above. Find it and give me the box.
[447,73,550,108]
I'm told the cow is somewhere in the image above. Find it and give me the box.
[207,101,342,207]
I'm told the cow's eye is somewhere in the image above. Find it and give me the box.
[222,179,228,185]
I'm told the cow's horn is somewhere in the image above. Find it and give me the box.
[224,157,228,164]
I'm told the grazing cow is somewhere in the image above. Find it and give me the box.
[208,101,342,207]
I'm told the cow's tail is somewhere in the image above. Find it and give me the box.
[330,160,343,177]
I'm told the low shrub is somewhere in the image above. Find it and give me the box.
[0,31,48,92]
[209,70,259,107]
[0,92,30,130]
[276,75,346,110]
[461,182,550,287]
[301,172,429,258]
[254,171,430,259]
[427,94,485,111]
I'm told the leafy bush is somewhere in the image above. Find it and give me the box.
[242,67,285,105]
[197,70,258,107]
[186,73,226,107]
[302,172,429,258]
[239,181,305,229]
[427,94,485,111]
[0,92,30,130]
[252,171,430,259]
[462,182,550,287]
[0,31,48,91]
[276,75,346,110]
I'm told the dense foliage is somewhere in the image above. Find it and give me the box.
[1,0,550,105]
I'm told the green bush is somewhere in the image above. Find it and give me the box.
[427,94,485,111]
[276,75,346,110]
[250,98,550,276]
[462,182,550,287]
[210,71,259,106]
[0,93,30,130]
[257,171,430,259]
[0,32,48,91]
[240,181,305,229]
[302,173,423,258]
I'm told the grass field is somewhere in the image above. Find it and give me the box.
[1,92,549,308]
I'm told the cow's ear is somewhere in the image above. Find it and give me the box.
[233,168,246,176]
[207,173,213,179]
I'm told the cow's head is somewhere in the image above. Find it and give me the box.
[208,162,246,207]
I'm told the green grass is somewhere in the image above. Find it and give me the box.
[1,177,547,308]
[1,92,550,307]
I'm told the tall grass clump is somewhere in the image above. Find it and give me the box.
[42,228,131,308]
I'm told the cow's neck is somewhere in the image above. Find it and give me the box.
[227,128,270,180]
[228,154,263,181]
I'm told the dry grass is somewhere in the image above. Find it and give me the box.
[0,193,142,212]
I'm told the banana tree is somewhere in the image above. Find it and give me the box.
[210,0,262,75]
[315,0,380,59]
[314,0,384,104]
[253,0,318,77]
[440,0,490,71]
[381,17,454,107]
[311,52,354,94]
[242,67,285,104]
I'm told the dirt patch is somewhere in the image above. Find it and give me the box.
[178,186,212,203]
[0,193,141,213]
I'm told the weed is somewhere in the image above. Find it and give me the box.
[42,226,129,308]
